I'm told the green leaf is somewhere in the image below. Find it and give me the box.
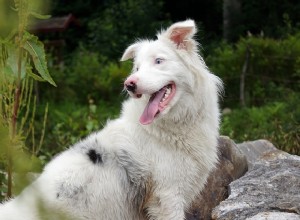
[6,44,26,79]
[10,7,18,12]
[30,12,51,20]
[27,69,45,82]
[4,65,14,76]
[22,32,56,86]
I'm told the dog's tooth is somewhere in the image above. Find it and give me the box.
[165,91,170,98]
[160,86,171,103]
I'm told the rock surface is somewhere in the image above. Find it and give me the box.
[212,140,300,220]
[237,139,278,169]
[186,136,248,220]
[246,212,300,220]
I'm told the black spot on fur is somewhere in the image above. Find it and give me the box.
[56,193,60,198]
[87,149,103,164]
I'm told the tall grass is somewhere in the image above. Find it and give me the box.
[0,0,55,200]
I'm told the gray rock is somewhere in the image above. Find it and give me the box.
[237,139,278,169]
[246,212,300,220]
[212,146,300,220]
[186,136,248,220]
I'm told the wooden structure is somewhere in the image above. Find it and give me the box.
[31,14,80,64]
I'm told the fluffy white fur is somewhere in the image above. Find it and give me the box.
[0,19,222,220]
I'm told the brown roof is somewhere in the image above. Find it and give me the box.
[31,13,80,33]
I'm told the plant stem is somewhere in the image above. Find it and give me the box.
[7,50,22,199]
[7,1,26,198]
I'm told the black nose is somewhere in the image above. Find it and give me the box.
[125,82,136,93]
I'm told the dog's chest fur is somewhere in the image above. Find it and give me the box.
[122,112,216,210]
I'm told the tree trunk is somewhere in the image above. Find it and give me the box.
[240,46,250,107]
[223,0,241,42]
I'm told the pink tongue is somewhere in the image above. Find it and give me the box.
[139,89,166,125]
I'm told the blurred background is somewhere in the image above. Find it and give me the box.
[0,0,299,199]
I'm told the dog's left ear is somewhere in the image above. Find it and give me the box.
[120,43,140,61]
[160,19,197,50]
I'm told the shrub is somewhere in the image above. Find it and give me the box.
[207,33,300,107]
[221,93,300,155]
[41,46,132,103]
[87,0,169,60]
[36,98,122,161]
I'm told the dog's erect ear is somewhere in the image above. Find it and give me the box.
[120,43,139,61]
[160,19,197,50]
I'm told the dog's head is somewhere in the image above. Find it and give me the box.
[121,20,208,125]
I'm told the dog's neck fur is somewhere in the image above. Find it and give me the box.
[121,77,219,152]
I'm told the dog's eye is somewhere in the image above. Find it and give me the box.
[155,58,164,64]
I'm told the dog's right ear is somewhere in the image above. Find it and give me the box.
[120,43,139,61]
[159,19,197,51]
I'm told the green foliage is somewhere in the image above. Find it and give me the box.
[37,100,121,162]
[88,0,170,59]
[241,0,300,38]
[223,0,300,42]
[42,46,131,103]
[207,33,300,107]
[221,93,300,155]
[207,32,300,155]
[69,47,130,100]
[0,0,54,200]
[23,32,56,86]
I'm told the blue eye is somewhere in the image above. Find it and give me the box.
[155,58,164,64]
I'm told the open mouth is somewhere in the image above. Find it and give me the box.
[139,82,176,125]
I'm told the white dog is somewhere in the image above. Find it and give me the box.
[0,19,222,220]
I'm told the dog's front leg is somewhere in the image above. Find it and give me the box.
[117,149,152,209]
[146,192,185,220]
